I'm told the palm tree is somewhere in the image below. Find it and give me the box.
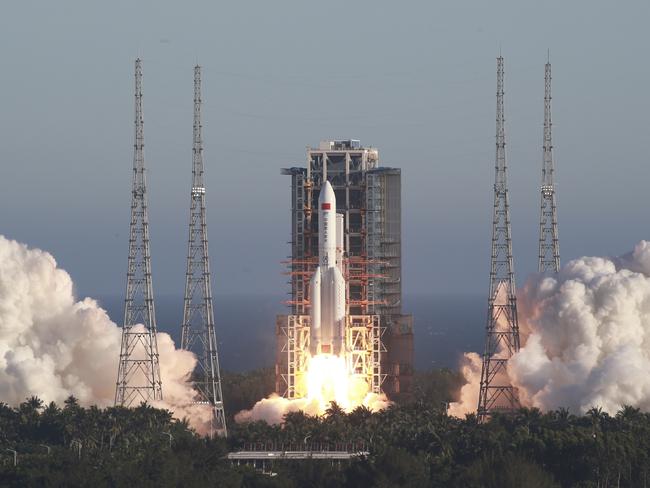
[64,395,80,410]
[586,406,607,432]
[347,405,372,427]
[324,401,345,419]
[40,401,64,444]
[22,396,44,412]
[616,405,641,427]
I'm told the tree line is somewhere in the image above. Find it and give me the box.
[0,368,647,487]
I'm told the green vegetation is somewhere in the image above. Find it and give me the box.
[1,369,649,487]
[222,367,276,418]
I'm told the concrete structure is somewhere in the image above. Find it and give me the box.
[276,140,413,400]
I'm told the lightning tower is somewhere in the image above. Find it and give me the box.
[477,57,521,421]
[180,65,227,437]
[538,57,560,273]
[115,59,163,406]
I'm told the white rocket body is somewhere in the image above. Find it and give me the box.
[309,181,346,356]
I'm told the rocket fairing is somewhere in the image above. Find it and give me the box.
[309,181,346,356]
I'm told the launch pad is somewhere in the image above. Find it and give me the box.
[276,313,385,400]
[277,180,387,402]
[276,141,413,403]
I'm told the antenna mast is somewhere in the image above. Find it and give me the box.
[115,59,163,406]
[181,65,227,437]
[538,58,560,273]
[477,56,521,422]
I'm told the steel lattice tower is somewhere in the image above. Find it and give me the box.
[477,57,521,422]
[538,58,560,273]
[180,66,227,437]
[115,59,163,406]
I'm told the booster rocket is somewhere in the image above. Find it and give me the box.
[310,181,346,356]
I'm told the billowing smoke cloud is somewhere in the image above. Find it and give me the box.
[451,241,650,416]
[236,392,391,425]
[447,352,482,417]
[512,240,650,413]
[0,236,211,432]
[235,395,324,425]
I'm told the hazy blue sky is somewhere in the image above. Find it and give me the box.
[0,1,649,299]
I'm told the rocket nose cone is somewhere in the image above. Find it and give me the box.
[319,181,336,206]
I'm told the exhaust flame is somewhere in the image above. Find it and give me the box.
[306,354,388,412]
[306,354,351,410]
[236,353,390,424]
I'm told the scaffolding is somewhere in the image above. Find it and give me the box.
[278,315,310,399]
[346,315,386,394]
[287,170,311,316]
[366,169,402,318]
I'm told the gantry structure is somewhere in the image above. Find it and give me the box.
[477,57,521,422]
[180,66,227,437]
[538,58,560,273]
[115,59,163,407]
[278,141,413,399]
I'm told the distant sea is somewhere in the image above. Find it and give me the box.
[93,294,486,372]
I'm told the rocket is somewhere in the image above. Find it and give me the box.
[310,181,346,356]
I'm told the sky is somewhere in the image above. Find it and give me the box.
[0,1,649,299]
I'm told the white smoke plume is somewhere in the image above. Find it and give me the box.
[451,241,650,417]
[236,355,391,424]
[512,240,650,414]
[447,352,482,417]
[0,236,211,432]
[235,395,324,425]
[236,392,391,425]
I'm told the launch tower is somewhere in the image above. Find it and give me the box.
[115,59,163,406]
[278,141,413,399]
[538,58,560,273]
[180,66,227,437]
[477,58,521,421]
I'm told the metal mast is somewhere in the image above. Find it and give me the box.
[538,57,560,273]
[181,65,227,437]
[477,57,521,422]
[115,59,163,406]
